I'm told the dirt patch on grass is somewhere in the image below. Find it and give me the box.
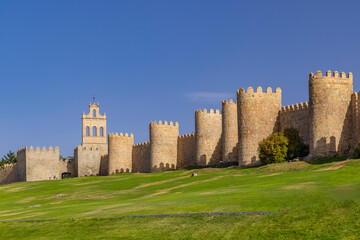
[134,175,189,189]
[254,173,283,178]
[282,182,315,190]
[255,161,310,173]
[317,160,350,171]
[139,176,224,199]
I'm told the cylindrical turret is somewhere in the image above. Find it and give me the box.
[222,100,238,162]
[309,70,353,158]
[195,109,222,166]
[149,121,179,172]
[108,133,134,174]
[237,86,282,166]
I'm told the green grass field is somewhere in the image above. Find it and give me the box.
[1,157,360,239]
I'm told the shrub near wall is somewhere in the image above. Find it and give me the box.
[258,132,288,164]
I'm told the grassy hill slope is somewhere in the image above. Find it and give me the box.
[1,157,360,239]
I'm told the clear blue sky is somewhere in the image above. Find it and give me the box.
[1,0,360,157]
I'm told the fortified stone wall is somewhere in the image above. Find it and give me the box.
[177,133,196,168]
[351,92,360,148]
[17,148,26,182]
[108,133,134,174]
[195,109,222,166]
[0,164,18,185]
[309,71,353,158]
[59,159,76,178]
[279,102,310,144]
[17,146,60,182]
[74,145,102,177]
[150,121,179,172]
[222,100,238,162]
[99,154,109,176]
[237,87,282,166]
[132,141,150,173]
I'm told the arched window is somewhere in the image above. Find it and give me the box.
[93,126,97,136]
[93,109,96,117]
[86,126,90,136]
[100,127,104,136]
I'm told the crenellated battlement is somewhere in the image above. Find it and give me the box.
[133,141,150,148]
[222,99,237,106]
[309,70,353,80]
[0,163,16,170]
[108,132,134,139]
[76,145,100,151]
[178,133,195,139]
[149,120,179,127]
[17,146,59,153]
[195,109,221,115]
[281,102,309,113]
[237,86,281,95]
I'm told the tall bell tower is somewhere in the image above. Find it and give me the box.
[82,99,107,147]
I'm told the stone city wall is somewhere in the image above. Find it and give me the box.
[17,146,60,182]
[222,99,238,162]
[132,141,150,173]
[309,71,353,158]
[108,132,134,174]
[351,92,360,148]
[0,163,18,185]
[74,145,102,177]
[59,158,76,178]
[177,133,196,168]
[237,87,282,166]
[195,109,222,166]
[150,121,179,172]
[279,102,310,144]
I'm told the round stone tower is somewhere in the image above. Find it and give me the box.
[108,133,134,174]
[309,70,353,158]
[237,86,282,166]
[195,109,222,166]
[222,99,238,163]
[149,121,179,172]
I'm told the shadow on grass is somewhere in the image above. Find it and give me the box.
[307,156,348,165]
[182,161,239,170]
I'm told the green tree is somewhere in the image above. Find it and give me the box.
[259,132,288,164]
[283,128,309,160]
[352,141,360,159]
[0,151,17,169]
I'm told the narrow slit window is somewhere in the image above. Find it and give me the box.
[93,109,96,117]
[93,126,97,136]
[100,127,104,136]
[86,126,90,136]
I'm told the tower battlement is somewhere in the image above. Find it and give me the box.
[222,99,237,106]
[108,132,134,139]
[195,109,221,115]
[237,86,281,95]
[309,70,353,80]
[149,121,179,127]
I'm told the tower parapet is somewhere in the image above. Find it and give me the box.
[108,133,134,174]
[309,70,353,158]
[222,99,238,162]
[237,87,282,166]
[195,109,222,166]
[149,121,179,172]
